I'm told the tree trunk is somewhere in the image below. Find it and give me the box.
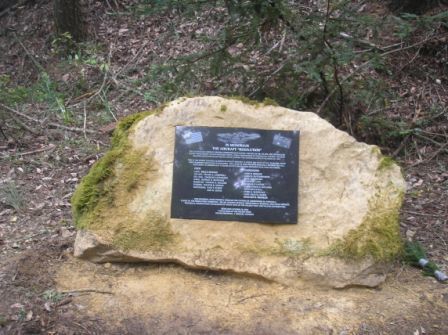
[53,0,87,42]
[388,0,443,14]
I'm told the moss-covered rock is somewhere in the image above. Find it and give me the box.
[72,110,153,228]
[327,187,404,261]
[73,96,406,288]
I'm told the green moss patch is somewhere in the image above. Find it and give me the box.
[71,108,179,251]
[378,156,396,171]
[71,147,121,225]
[72,110,153,226]
[327,188,404,261]
[113,211,178,251]
[111,111,153,146]
[261,97,279,106]
[226,95,279,107]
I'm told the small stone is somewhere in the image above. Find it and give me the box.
[44,302,51,312]
[10,303,24,309]
[406,230,416,240]
[60,227,73,239]
[103,263,112,269]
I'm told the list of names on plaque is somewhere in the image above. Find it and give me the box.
[171,126,299,224]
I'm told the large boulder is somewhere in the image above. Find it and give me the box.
[72,96,406,288]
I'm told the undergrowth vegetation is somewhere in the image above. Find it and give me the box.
[1,0,446,152]
[131,0,447,145]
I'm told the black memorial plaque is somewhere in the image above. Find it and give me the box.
[171,126,299,224]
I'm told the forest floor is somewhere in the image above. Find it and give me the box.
[0,0,447,334]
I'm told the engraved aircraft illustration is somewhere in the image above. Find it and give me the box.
[217,132,261,144]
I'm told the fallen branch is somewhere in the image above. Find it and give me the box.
[83,101,88,140]
[0,103,97,134]
[403,210,446,219]
[249,60,289,97]
[392,134,411,158]
[12,144,56,157]
[9,115,39,135]
[47,122,97,134]
[12,32,45,72]
[0,103,37,122]
[410,142,448,167]
[60,289,113,295]
[339,32,384,52]
[413,132,447,148]
[67,91,96,104]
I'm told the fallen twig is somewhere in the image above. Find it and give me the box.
[0,102,38,122]
[339,32,384,52]
[411,142,448,167]
[68,91,96,104]
[9,114,39,135]
[11,144,56,157]
[249,60,289,97]
[392,134,411,158]
[60,289,113,295]
[47,122,97,134]
[83,101,88,140]
[56,298,73,307]
[12,32,45,72]
[0,103,97,134]
[403,210,446,219]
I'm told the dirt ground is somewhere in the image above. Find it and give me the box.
[1,0,447,334]
[1,244,447,334]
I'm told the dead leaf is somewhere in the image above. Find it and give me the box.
[10,303,24,309]
[44,302,52,312]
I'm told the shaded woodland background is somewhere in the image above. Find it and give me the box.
[0,0,447,333]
